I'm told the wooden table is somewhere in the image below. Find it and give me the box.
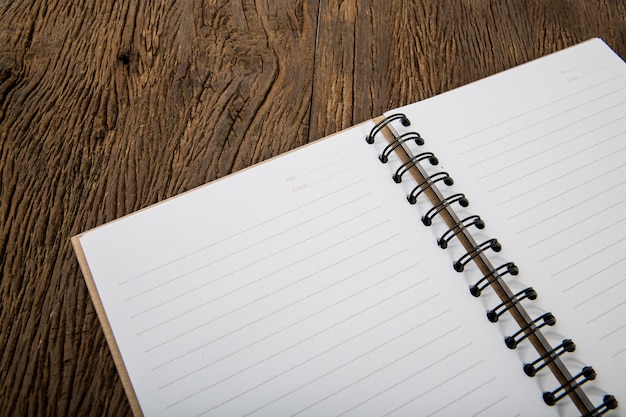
[1,1,624,415]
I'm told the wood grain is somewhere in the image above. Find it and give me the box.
[310,0,626,139]
[0,0,624,416]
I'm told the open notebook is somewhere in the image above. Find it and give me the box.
[73,38,625,416]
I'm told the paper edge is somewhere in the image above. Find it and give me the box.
[71,235,145,417]
[72,121,371,238]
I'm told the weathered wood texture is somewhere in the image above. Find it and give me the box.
[0,1,624,416]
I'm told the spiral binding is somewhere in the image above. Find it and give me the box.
[366,113,410,144]
[365,113,618,416]
[379,132,424,163]
[583,396,619,417]
[523,339,575,377]
[543,366,596,406]
[487,287,537,323]
[505,312,556,349]
[407,171,452,203]
[393,152,438,183]
[421,193,469,226]
[453,238,501,272]
[438,215,485,249]
[470,262,519,297]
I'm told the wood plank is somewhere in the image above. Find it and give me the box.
[310,0,626,140]
[0,1,319,415]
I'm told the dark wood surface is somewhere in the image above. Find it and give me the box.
[1,1,624,415]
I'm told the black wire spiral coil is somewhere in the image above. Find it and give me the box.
[365,113,617,416]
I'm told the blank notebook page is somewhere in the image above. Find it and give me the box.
[78,120,546,416]
[393,38,626,410]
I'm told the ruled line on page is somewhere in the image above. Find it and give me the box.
[538,218,626,263]
[456,85,626,155]
[124,192,377,303]
[337,361,491,417]
[139,247,411,338]
[474,110,626,177]
[162,290,442,398]
[611,347,626,359]
[599,323,626,341]
[163,285,441,410]
[146,234,404,371]
[461,92,626,162]
[426,376,497,417]
[207,321,462,417]
[586,300,626,325]
[562,258,625,293]
[561,57,610,75]
[143,226,398,355]
[129,206,388,320]
[151,251,411,374]
[516,181,626,233]
[240,329,468,417]
[307,165,357,187]
[529,198,626,248]
[486,141,626,195]
[448,73,622,144]
[380,357,482,417]
[472,395,509,417]
[291,156,349,180]
[551,237,626,278]
[117,178,365,286]
[499,150,625,212]
[191,308,462,416]
[574,278,626,309]
[156,256,424,388]
[470,110,626,171]
[562,62,616,81]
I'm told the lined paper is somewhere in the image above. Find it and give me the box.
[75,39,625,417]
[78,122,542,416]
[395,38,625,412]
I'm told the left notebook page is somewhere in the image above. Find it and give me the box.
[73,123,544,417]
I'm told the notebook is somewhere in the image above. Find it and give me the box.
[72,38,625,417]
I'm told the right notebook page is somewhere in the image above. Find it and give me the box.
[391,38,625,413]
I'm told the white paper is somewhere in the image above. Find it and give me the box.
[393,38,625,416]
[80,124,542,416]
